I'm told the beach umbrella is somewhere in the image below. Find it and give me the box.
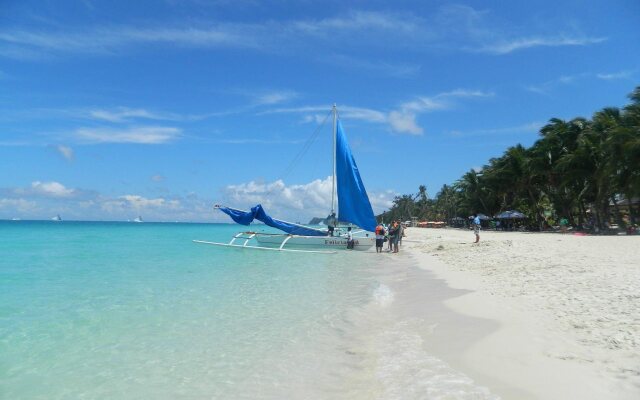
[495,210,526,219]
[469,213,491,220]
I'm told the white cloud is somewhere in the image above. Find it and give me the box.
[0,182,212,221]
[0,25,251,55]
[448,121,544,138]
[387,90,494,135]
[262,104,387,125]
[596,70,633,80]
[0,7,605,60]
[88,107,179,123]
[0,176,396,222]
[75,126,181,144]
[223,177,331,213]
[100,195,182,216]
[292,10,422,36]
[388,111,422,135]
[121,194,180,209]
[30,181,75,197]
[221,176,395,221]
[477,36,606,55]
[525,72,627,94]
[254,90,298,106]
[263,89,492,135]
[338,106,388,124]
[151,174,165,182]
[55,145,74,160]
[0,198,37,212]
[368,190,397,213]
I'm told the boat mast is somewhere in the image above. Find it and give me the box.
[331,104,337,214]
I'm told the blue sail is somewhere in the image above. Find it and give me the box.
[218,204,327,236]
[335,121,377,232]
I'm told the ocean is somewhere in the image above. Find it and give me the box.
[0,221,498,399]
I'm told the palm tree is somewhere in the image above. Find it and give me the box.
[531,118,581,224]
[376,86,640,231]
[456,169,490,216]
[435,184,459,222]
[415,185,429,219]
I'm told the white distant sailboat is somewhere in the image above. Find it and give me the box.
[52,214,62,222]
[195,105,377,253]
[133,216,143,223]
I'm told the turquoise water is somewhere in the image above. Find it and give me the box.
[1,221,498,399]
[0,221,376,398]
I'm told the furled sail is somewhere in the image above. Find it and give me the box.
[218,204,327,236]
[335,121,377,232]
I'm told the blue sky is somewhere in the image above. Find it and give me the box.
[1,0,639,222]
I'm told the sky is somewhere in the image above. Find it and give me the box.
[1,0,639,222]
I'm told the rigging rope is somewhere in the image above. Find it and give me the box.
[262,109,332,203]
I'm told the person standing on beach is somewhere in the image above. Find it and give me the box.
[327,212,337,236]
[375,223,385,253]
[346,227,354,250]
[387,222,397,252]
[560,217,569,233]
[472,213,481,243]
[390,221,400,253]
[396,222,404,252]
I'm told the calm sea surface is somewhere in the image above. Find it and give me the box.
[0,221,497,399]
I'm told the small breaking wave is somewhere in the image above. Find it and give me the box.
[372,283,395,307]
[374,321,499,400]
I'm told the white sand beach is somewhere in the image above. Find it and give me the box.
[398,227,640,399]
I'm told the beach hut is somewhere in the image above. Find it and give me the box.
[495,210,527,231]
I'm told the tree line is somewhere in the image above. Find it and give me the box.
[378,86,640,231]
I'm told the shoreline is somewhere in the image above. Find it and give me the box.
[399,227,640,399]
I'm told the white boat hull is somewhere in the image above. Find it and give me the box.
[255,234,375,251]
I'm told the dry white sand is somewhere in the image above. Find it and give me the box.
[402,227,640,400]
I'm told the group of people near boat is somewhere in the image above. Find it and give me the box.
[374,221,404,253]
[325,212,405,252]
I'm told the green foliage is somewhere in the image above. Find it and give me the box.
[378,86,640,230]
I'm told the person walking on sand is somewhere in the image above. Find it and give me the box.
[375,223,385,253]
[396,222,404,252]
[472,213,481,243]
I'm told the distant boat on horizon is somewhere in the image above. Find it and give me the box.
[11,217,21,221]
[52,214,62,222]
[133,216,143,223]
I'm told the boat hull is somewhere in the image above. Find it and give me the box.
[254,234,375,251]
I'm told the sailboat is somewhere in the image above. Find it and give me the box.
[52,214,62,222]
[195,105,377,253]
[133,216,143,223]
